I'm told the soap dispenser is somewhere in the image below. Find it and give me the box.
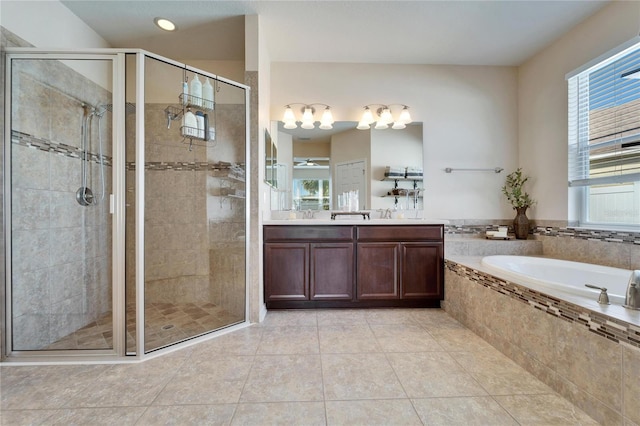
[182,108,198,137]
[202,78,214,110]
[190,75,202,107]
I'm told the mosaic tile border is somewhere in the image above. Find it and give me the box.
[445,260,640,351]
[12,130,246,177]
[12,130,112,166]
[445,223,640,246]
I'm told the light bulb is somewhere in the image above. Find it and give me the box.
[374,121,389,130]
[357,120,371,130]
[380,107,393,124]
[319,107,333,129]
[392,121,406,130]
[301,107,315,129]
[282,106,295,122]
[284,120,297,129]
[361,107,374,125]
[398,106,412,124]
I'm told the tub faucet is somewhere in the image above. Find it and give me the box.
[623,270,640,310]
[584,284,610,305]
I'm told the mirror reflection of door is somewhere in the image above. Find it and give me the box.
[335,160,367,210]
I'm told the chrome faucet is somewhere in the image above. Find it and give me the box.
[383,208,392,219]
[624,270,640,310]
[303,209,315,219]
[585,284,610,305]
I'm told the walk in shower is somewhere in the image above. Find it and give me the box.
[3,49,249,360]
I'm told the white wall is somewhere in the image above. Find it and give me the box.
[1,1,111,88]
[271,62,518,219]
[518,1,640,221]
[371,124,423,211]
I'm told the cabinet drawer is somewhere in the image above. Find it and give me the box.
[357,225,442,242]
[264,225,354,242]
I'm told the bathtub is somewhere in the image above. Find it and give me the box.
[480,255,630,305]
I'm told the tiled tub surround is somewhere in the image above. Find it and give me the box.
[9,58,113,350]
[444,258,640,425]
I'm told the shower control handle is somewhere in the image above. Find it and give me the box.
[585,284,610,305]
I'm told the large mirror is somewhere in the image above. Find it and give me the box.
[268,121,423,211]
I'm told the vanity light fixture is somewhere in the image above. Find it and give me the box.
[154,17,177,32]
[282,103,335,130]
[358,104,412,130]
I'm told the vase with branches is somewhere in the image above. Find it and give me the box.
[502,168,535,239]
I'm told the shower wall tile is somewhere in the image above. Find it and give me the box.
[12,188,51,230]
[49,261,84,305]
[50,89,82,148]
[48,313,91,343]
[12,229,50,272]
[50,191,84,228]
[50,294,84,314]
[85,225,111,260]
[12,313,51,350]
[49,154,82,193]
[12,145,50,190]
[12,268,50,316]
[50,227,84,266]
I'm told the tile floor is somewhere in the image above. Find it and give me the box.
[44,302,243,352]
[1,309,598,425]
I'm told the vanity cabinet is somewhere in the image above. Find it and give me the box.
[264,226,355,307]
[264,224,443,309]
[357,226,443,300]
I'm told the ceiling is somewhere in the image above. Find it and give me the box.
[61,0,609,66]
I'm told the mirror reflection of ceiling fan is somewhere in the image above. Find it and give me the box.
[293,157,330,168]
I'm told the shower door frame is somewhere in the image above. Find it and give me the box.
[2,48,252,362]
[3,50,127,360]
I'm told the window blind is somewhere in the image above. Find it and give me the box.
[568,43,640,188]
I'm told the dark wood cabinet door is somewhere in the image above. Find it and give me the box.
[310,243,354,300]
[264,243,309,301]
[401,242,443,299]
[357,242,400,299]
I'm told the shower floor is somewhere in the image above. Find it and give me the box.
[45,302,243,353]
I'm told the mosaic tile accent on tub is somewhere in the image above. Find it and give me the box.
[445,223,640,245]
[12,130,112,166]
[445,260,640,350]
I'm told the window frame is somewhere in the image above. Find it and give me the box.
[567,36,640,230]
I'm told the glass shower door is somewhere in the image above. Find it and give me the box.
[138,55,246,353]
[8,56,117,352]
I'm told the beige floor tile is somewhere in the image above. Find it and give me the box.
[318,324,381,353]
[428,328,497,352]
[240,354,323,402]
[450,349,526,375]
[494,394,600,425]
[387,352,487,398]
[411,309,467,330]
[412,396,518,425]
[61,353,188,408]
[188,326,263,357]
[2,365,110,410]
[42,407,147,425]
[316,309,369,326]
[325,399,422,425]
[256,326,319,354]
[153,356,254,405]
[366,308,417,325]
[259,310,318,327]
[470,369,551,396]
[0,409,58,425]
[232,402,326,425]
[370,323,444,352]
[322,353,407,400]
[138,404,236,425]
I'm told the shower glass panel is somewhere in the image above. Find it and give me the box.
[140,56,246,353]
[9,57,114,351]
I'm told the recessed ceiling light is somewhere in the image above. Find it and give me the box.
[154,17,176,32]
